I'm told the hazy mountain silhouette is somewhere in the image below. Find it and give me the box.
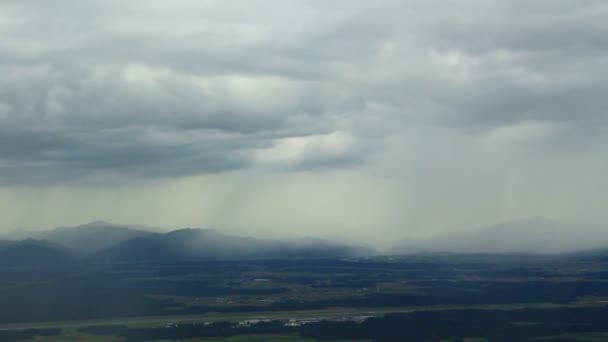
[0,239,73,266]
[93,228,375,262]
[1,221,159,255]
[392,217,608,254]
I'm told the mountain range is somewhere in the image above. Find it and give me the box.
[0,239,73,266]
[1,221,158,255]
[391,217,608,255]
[0,222,375,265]
[2,217,607,266]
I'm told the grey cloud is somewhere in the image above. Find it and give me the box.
[1,0,607,185]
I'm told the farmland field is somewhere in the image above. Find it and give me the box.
[3,253,608,341]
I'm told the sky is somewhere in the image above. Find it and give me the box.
[1,0,607,247]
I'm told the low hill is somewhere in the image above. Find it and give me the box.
[0,239,73,266]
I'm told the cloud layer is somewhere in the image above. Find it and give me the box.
[1,1,607,244]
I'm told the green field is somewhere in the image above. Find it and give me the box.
[1,299,601,333]
[542,332,608,341]
[4,255,608,341]
[25,332,364,342]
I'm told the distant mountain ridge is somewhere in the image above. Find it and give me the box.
[391,217,608,255]
[0,221,158,255]
[93,227,375,262]
[0,222,376,263]
[4,218,608,265]
[0,239,73,266]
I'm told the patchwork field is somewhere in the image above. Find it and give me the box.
[3,253,608,340]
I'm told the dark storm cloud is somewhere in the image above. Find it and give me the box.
[1,0,607,185]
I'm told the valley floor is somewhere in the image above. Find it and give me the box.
[3,254,608,340]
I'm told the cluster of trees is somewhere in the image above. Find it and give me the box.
[79,321,293,341]
[301,307,608,341]
[3,257,608,324]
[4,262,608,323]
[0,328,60,341]
[79,306,608,341]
